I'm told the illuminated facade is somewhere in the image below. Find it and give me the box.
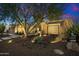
[14,19,73,36]
[40,19,73,35]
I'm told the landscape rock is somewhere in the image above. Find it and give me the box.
[53,49,64,55]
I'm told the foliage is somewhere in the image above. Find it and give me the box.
[47,4,64,20]
[35,36,43,44]
[0,23,5,33]
[0,3,64,24]
[0,4,24,25]
[0,4,29,36]
[66,24,79,39]
[0,3,64,37]
[67,25,79,33]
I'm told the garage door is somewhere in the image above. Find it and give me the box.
[48,24,59,34]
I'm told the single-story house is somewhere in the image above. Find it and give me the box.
[7,19,73,43]
[40,19,73,35]
[15,25,24,34]
[9,24,28,34]
[40,19,73,43]
[9,19,73,36]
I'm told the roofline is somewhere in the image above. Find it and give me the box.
[46,20,64,24]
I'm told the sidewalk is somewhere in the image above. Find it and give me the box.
[0,33,22,42]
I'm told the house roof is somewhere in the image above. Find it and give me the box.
[46,20,64,24]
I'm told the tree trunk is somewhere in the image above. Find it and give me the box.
[15,15,27,38]
[22,25,27,38]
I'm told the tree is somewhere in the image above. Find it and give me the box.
[28,3,64,32]
[28,4,47,32]
[0,3,28,37]
[47,3,64,20]
[0,23,5,33]
[0,3,64,37]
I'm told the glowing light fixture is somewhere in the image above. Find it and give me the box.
[8,40,13,43]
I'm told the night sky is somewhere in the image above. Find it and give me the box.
[63,3,79,23]
[1,3,79,25]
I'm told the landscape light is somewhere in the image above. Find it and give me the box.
[8,40,13,44]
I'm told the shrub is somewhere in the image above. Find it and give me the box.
[66,24,79,42]
[35,36,43,44]
[66,24,79,36]
[0,23,5,33]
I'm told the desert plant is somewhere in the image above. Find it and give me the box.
[35,36,43,44]
[66,24,79,42]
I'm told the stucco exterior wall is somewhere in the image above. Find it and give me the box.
[40,19,73,35]
[15,25,24,34]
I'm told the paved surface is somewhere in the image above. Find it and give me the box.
[0,33,21,42]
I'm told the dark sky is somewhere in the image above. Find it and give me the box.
[26,3,79,24]
[1,3,79,25]
[63,3,79,23]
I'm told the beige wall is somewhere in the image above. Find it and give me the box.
[40,19,73,35]
[15,25,24,33]
[63,19,73,31]
[48,23,60,34]
[40,22,48,34]
[14,19,73,35]
[40,22,62,35]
